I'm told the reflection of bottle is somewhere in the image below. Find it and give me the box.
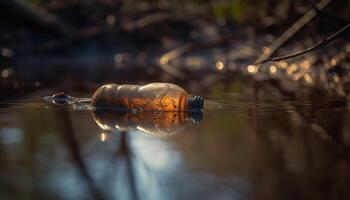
[91,83,203,111]
[92,111,202,136]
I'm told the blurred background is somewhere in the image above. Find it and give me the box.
[1,0,350,200]
[0,0,349,94]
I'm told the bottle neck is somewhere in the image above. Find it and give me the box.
[186,96,204,111]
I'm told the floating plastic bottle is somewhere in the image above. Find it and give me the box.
[91,83,203,111]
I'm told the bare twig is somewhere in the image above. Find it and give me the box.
[254,0,332,65]
[255,23,350,64]
[122,13,172,31]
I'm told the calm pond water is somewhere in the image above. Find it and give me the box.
[1,77,350,200]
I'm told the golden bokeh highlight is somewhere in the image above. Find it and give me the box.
[269,65,277,74]
[247,65,258,73]
[160,56,169,65]
[100,132,107,142]
[330,58,337,66]
[216,61,224,71]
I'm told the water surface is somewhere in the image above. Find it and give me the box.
[1,79,350,200]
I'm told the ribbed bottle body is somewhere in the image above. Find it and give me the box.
[91,83,188,111]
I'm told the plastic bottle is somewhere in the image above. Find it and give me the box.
[91,83,203,111]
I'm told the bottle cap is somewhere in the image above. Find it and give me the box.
[187,96,204,110]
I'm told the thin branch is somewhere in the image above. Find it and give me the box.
[265,79,350,159]
[254,0,332,65]
[122,13,172,31]
[255,23,350,64]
